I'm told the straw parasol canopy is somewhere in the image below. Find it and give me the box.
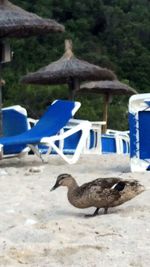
[77,80,137,133]
[0,0,64,38]
[21,39,116,99]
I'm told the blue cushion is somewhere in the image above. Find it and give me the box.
[0,100,75,147]
[2,108,28,154]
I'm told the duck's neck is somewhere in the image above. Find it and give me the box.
[66,178,78,192]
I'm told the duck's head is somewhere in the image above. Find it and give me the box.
[50,173,76,191]
[113,179,145,200]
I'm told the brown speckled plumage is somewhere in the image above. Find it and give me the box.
[51,174,145,216]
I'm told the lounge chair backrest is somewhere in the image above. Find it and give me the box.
[25,100,80,138]
[129,93,150,171]
[3,105,28,136]
[0,100,80,146]
[2,105,29,155]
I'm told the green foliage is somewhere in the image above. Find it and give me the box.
[1,0,150,130]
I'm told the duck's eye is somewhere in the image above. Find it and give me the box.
[130,182,136,186]
[113,182,126,191]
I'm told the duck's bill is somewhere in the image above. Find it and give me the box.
[50,181,59,191]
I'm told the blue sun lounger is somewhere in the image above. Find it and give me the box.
[102,130,130,154]
[0,100,91,164]
[129,93,150,171]
[2,105,29,157]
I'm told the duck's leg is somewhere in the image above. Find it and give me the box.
[85,208,100,217]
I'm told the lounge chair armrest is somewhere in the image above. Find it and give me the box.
[28,117,38,128]
[28,118,38,124]
[48,121,91,142]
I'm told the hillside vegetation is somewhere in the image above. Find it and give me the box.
[2,0,150,129]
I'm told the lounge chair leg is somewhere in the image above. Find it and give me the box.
[28,145,45,162]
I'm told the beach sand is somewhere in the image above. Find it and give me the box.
[0,154,150,267]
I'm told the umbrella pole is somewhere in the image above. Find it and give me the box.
[68,78,80,100]
[102,93,110,134]
[71,89,76,100]
[0,40,11,136]
[68,82,74,100]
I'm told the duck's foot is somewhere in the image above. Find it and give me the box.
[85,207,109,217]
[85,208,100,218]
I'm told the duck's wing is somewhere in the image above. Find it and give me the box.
[77,178,126,206]
[81,178,121,190]
[78,177,122,196]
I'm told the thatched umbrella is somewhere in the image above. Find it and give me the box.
[77,80,137,133]
[21,39,116,99]
[0,0,64,135]
[0,0,64,38]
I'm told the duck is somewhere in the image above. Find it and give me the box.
[50,173,145,217]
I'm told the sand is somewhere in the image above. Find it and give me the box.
[0,154,150,267]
